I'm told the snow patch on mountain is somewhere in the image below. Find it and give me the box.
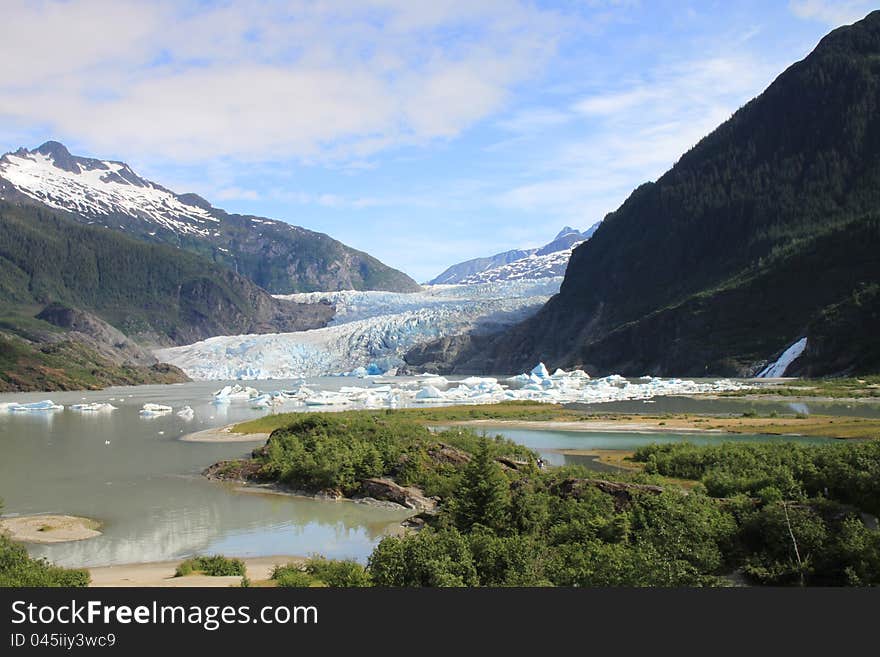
[457,245,581,284]
[0,145,216,236]
[430,222,599,285]
[157,279,562,380]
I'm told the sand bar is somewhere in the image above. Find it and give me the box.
[0,515,101,543]
[181,425,269,443]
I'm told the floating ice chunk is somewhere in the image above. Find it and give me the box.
[176,406,195,420]
[531,363,550,379]
[506,373,531,383]
[139,403,172,417]
[414,385,447,403]
[551,368,568,379]
[460,377,497,387]
[9,400,64,412]
[213,384,259,400]
[70,403,116,412]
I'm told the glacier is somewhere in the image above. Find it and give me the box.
[156,278,562,380]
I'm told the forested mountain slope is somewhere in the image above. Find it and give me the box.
[0,141,419,294]
[448,11,880,377]
[0,202,333,346]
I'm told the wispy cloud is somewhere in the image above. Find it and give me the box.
[789,0,874,26]
[495,51,780,223]
[0,0,563,164]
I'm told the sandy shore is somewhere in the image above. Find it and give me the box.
[87,555,305,587]
[181,425,269,443]
[0,515,102,543]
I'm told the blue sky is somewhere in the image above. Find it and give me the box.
[0,0,874,281]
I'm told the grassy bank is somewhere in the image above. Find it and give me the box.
[231,402,880,441]
[230,402,585,435]
[722,376,880,399]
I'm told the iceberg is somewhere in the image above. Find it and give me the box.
[139,403,172,417]
[414,385,447,403]
[176,406,195,420]
[70,403,116,412]
[8,400,64,412]
[530,363,550,379]
[213,384,259,400]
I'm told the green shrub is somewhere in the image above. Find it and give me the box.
[0,534,90,587]
[272,564,317,588]
[304,557,371,587]
[175,555,245,577]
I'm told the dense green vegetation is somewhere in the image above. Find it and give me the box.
[231,401,581,435]
[225,411,880,586]
[251,412,533,498]
[723,375,880,399]
[175,555,245,578]
[197,213,421,294]
[463,12,880,377]
[0,201,328,345]
[0,502,90,587]
[272,558,372,588]
[633,441,880,515]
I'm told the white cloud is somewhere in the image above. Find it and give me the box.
[0,0,562,163]
[496,53,778,223]
[789,0,874,26]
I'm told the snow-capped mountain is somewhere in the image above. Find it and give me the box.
[0,141,218,236]
[156,278,561,380]
[429,224,599,285]
[0,141,419,294]
[457,247,578,284]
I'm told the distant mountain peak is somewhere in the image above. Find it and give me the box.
[554,226,579,240]
[33,140,79,173]
[430,222,601,285]
[35,140,71,157]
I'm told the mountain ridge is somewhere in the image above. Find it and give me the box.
[428,223,598,285]
[0,142,420,294]
[432,11,880,377]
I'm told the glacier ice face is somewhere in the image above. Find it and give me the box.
[158,279,562,381]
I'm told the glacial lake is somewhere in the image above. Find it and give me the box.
[0,378,867,567]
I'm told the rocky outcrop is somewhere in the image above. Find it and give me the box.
[37,303,157,366]
[357,478,437,512]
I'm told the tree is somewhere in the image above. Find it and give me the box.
[449,440,510,533]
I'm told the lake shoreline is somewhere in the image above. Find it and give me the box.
[87,555,305,587]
